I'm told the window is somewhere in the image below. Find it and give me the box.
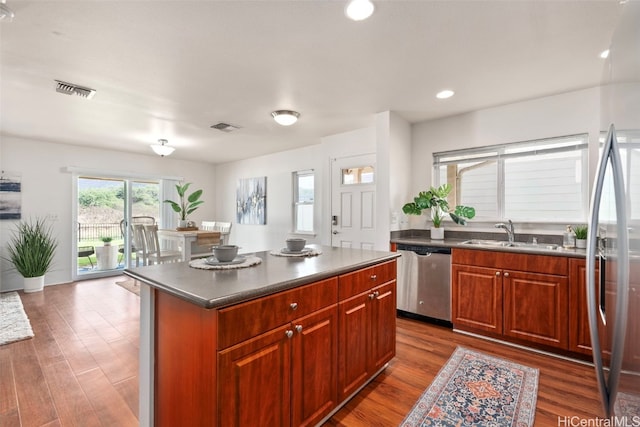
[293,170,314,233]
[342,166,374,185]
[434,134,589,222]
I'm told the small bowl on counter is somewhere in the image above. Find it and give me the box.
[213,245,239,262]
[285,238,306,252]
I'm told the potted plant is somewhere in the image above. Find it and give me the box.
[4,217,58,293]
[402,184,476,239]
[163,182,204,228]
[574,224,588,249]
[100,236,113,246]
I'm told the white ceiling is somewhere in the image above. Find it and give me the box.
[0,1,623,164]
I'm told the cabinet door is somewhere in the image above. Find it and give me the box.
[503,270,568,349]
[569,258,597,354]
[291,305,338,427]
[371,281,396,372]
[337,291,372,402]
[452,264,502,334]
[218,325,292,427]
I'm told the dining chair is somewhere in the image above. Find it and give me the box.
[131,224,149,266]
[214,221,232,244]
[143,224,182,265]
[78,246,95,269]
[119,217,156,266]
[201,221,216,230]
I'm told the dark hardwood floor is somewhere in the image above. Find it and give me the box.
[0,277,602,426]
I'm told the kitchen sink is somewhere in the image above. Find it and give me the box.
[460,239,560,251]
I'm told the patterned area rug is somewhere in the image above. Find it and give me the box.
[401,347,539,427]
[0,291,34,346]
[115,279,140,296]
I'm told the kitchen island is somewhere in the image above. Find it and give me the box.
[125,245,399,427]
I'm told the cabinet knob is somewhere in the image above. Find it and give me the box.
[290,302,298,310]
[371,274,377,281]
[285,330,294,339]
[368,293,375,300]
[495,271,501,276]
[504,272,510,277]
[373,291,380,297]
[295,324,303,333]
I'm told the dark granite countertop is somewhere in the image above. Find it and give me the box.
[391,230,586,258]
[124,245,400,309]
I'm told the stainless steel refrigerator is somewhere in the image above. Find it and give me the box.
[586,2,640,419]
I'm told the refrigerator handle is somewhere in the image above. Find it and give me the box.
[599,254,606,319]
[586,124,615,416]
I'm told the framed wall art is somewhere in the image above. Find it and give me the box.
[236,176,266,225]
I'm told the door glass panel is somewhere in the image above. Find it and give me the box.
[341,166,374,185]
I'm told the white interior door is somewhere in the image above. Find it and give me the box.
[331,154,376,249]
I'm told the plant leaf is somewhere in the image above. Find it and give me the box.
[187,189,203,203]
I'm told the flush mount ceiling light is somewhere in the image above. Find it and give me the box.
[436,89,455,99]
[151,139,175,157]
[271,110,300,126]
[0,0,14,22]
[345,0,374,21]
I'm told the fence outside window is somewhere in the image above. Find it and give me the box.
[77,223,121,241]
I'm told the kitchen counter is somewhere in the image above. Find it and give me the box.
[124,244,400,309]
[391,234,587,258]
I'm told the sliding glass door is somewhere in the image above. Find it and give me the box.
[75,176,160,278]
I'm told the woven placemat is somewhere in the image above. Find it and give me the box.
[269,248,322,257]
[189,256,262,270]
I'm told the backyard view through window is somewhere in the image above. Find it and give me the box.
[77,177,159,275]
[293,170,314,233]
[434,134,589,222]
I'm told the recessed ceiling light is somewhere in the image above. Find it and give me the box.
[436,90,455,99]
[345,0,374,21]
[271,110,300,126]
[600,49,610,59]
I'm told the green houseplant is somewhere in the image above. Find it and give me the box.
[4,217,58,292]
[402,184,476,239]
[163,182,204,227]
[100,236,113,246]
[573,224,588,249]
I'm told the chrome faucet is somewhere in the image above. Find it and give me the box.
[495,220,515,244]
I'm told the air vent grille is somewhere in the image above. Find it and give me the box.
[211,122,240,133]
[55,80,96,99]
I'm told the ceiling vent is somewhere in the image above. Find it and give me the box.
[55,80,96,99]
[210,122,240,133]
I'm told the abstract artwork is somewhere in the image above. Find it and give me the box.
[0,172,21,220]
[236,176,266,225]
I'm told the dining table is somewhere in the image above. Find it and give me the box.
[157,229,223,261]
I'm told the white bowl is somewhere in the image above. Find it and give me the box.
[213,245,239,262]
[286,238,306,252]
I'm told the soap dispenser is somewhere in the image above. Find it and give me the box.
[563,225,576,249]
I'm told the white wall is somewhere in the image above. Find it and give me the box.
[409,87,602,231]
[0,136,216,291]
[214,144,324,253]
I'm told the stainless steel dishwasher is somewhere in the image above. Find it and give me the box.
[396,244,452,323]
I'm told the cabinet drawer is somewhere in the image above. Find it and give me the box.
[452,248,568,276]
[338,260,397,300]
[218,277,338,349]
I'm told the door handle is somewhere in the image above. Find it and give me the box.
[332,230,339,235]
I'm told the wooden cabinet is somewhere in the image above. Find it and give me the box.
[154,259,397,427]
[337,262,397,402]
[569,258,597,355]
[218,278,338,427]
[452,249,568,350]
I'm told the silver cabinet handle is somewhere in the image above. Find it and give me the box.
[373,291,379,297]
[285,330,293,338]
[295,324,303,333]
[368,293,375,300]
[371,274,377,281]
[290,302,298,310]
[496,271,501,276]
[504,272,510,277]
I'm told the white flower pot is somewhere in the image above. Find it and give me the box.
[430,227,444,240]
[23,275,45,293]
[95,245,119,270]
[576,239,587,249]
[178,220,188,228]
